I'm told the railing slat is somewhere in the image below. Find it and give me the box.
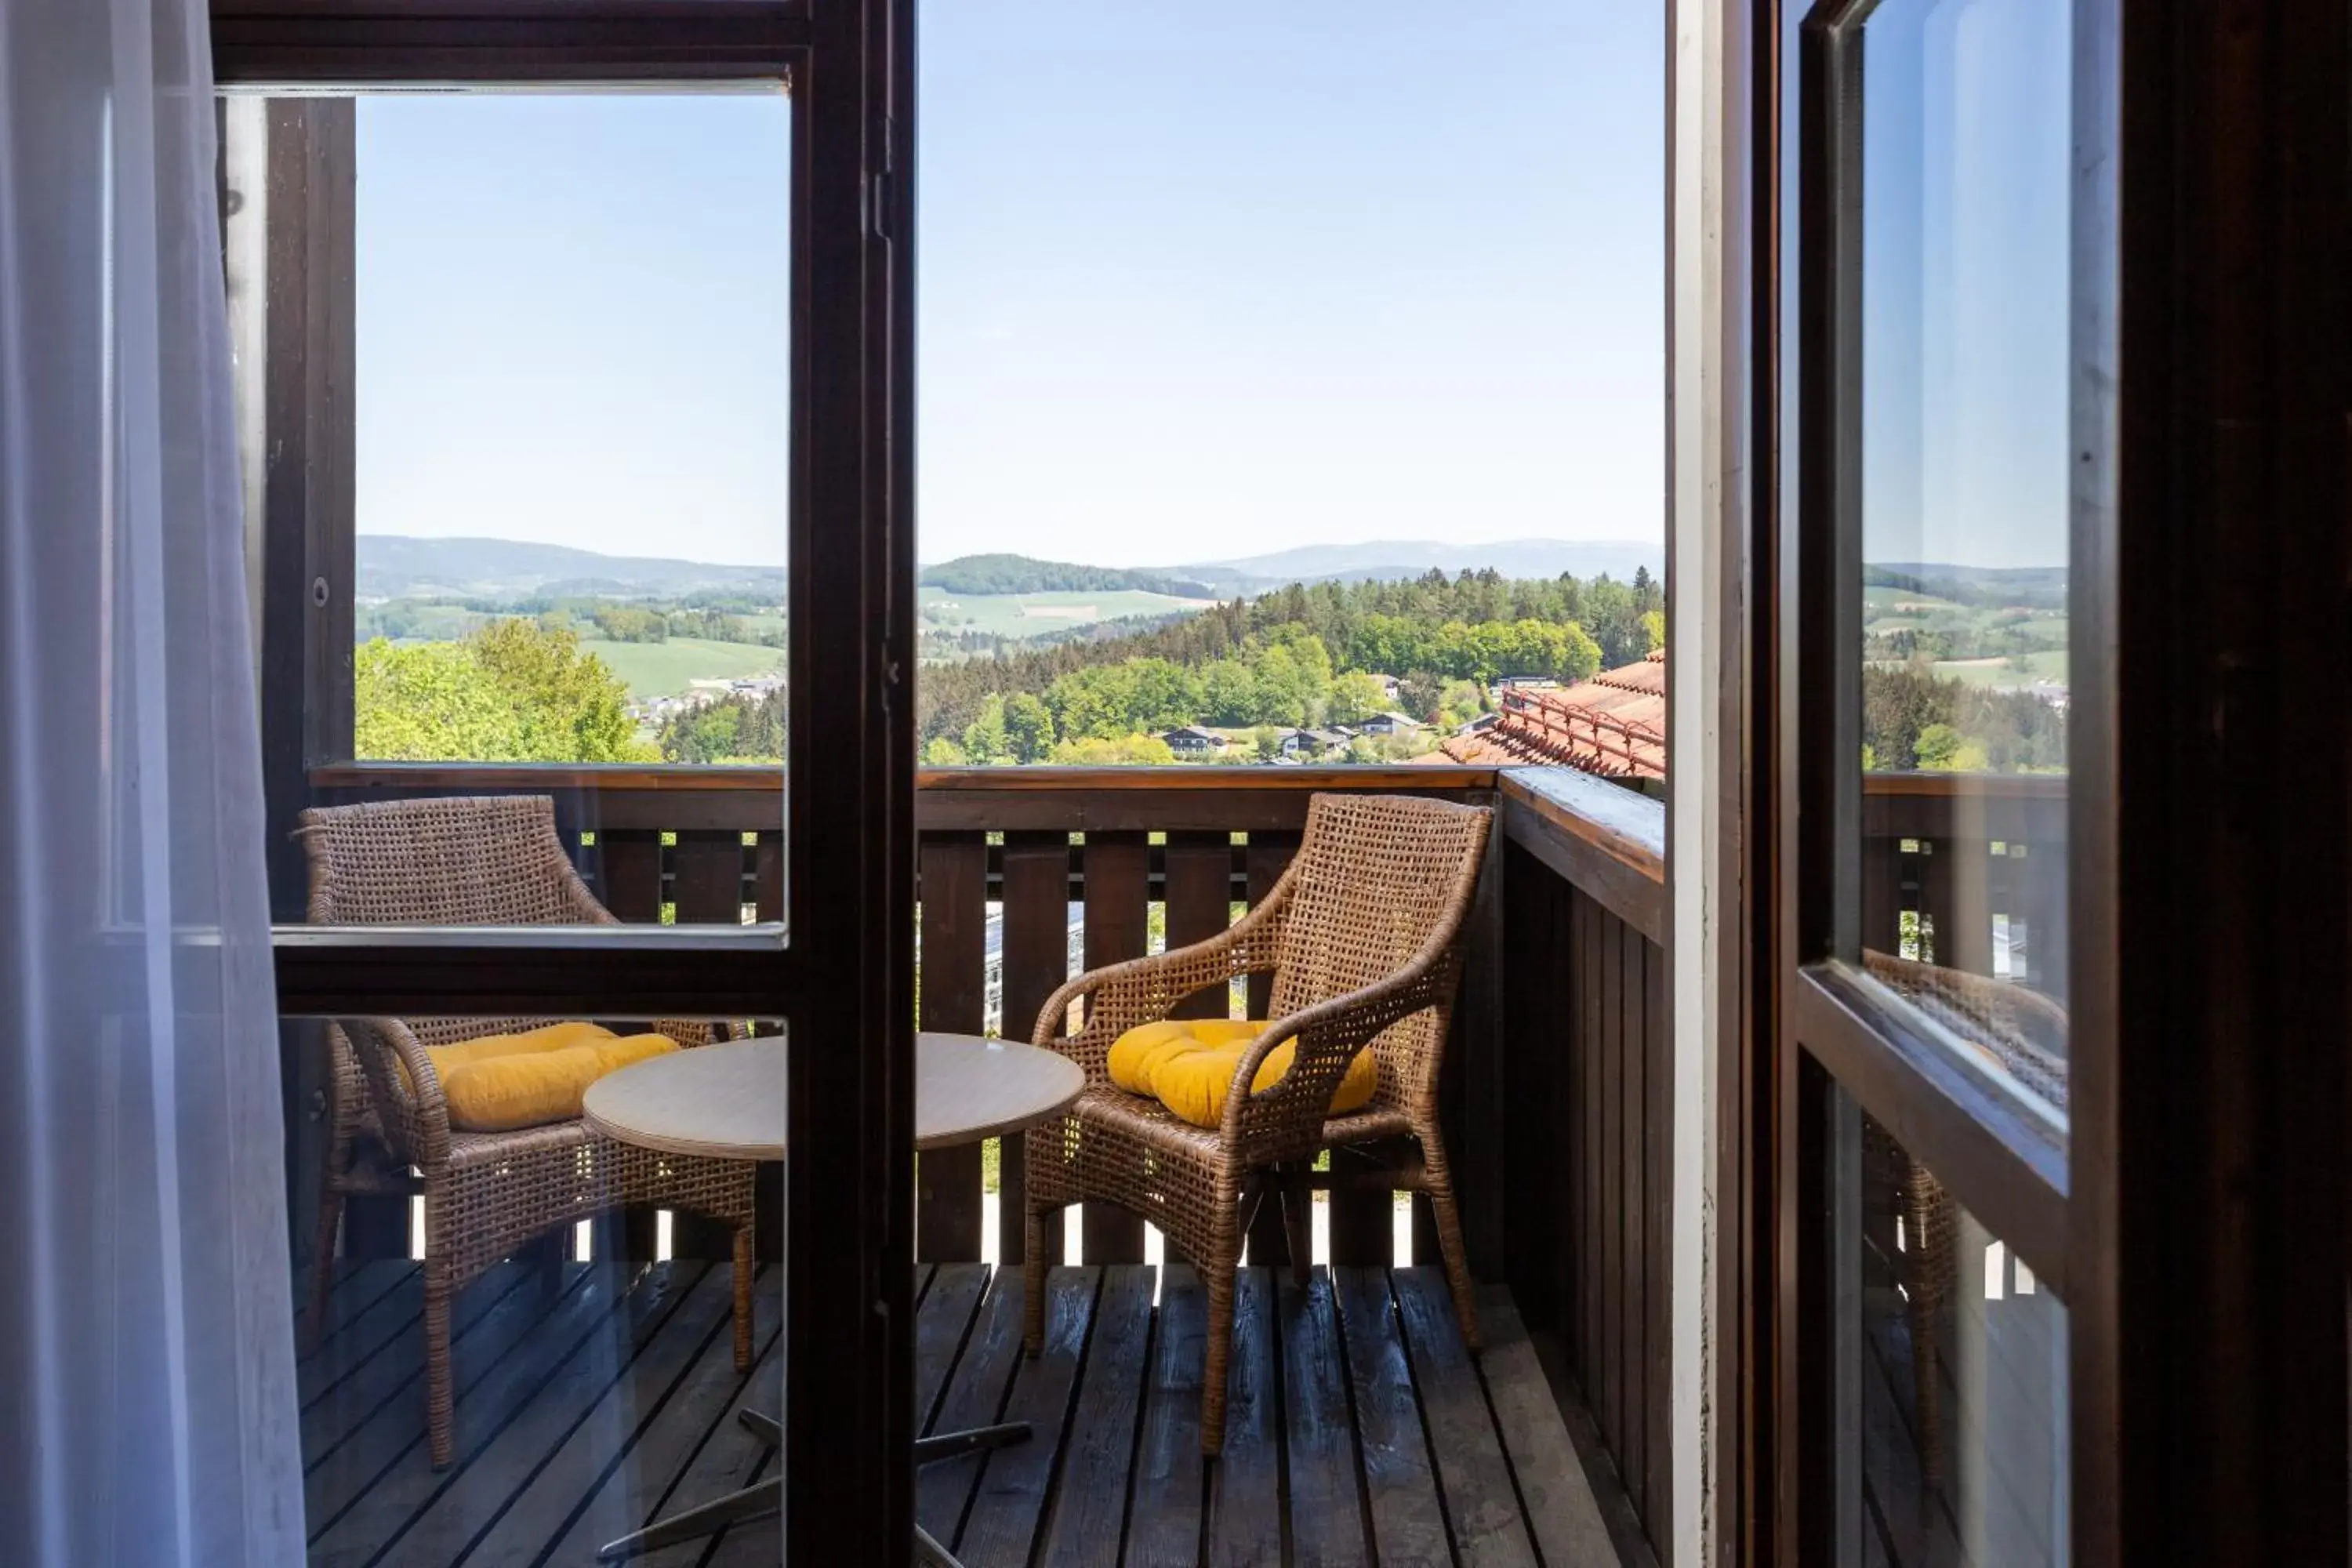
[1080,833,1149,1264]
[1161,833,1233,1020]
[1644,930,1672,1537]
[917,834,988,1261]
[1243,833,1300,1269]
[1599,899,1624,1469]
[1617,910,1646,1519]
[596,829,665,925]
[1000,832,1074,1265]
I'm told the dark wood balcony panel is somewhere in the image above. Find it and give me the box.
[294,1258,1620,1567]
[1501,837,1673,1556]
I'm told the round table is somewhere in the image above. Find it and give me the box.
[583,1031,1087,1160]
[583,1031,1083,1566]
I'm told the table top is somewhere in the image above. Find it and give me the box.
[581,1032,1085,1162]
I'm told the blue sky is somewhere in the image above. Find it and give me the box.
[1860,0,2073,572]
[356,2,1663,570]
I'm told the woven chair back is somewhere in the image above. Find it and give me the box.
[297,794,598,1048]
[1269,793,1491,1104]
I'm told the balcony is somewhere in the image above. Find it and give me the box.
[282,760,2043,1564]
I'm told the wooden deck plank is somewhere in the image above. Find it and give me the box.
[352,1261,707,1566]
[1394,1267,1540,1568]
[1036,1264,1156,1567]
[634,1315,787,1568]
[303,1261,579,1504]
[1282,1272,1372,1567]
[1475,1287,1617,1567]
[303,1261,419,1370]
[1123,1265,1208,1568]
[1203,1269,1283,1568]
[539,1264,786,1565]
[455,1262,743,1565]
[292,1265,1617,1568]
[301,1263,532,1473]
[300,1269,426,1410]
[918,1266,1033,1546]
[916,1263,992,1433]
[1335,1268,1451,1568]
[958,1266,1104,1565]
[307,1262,620,1555]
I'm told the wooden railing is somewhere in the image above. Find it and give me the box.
[1494,767,1671,1551]
[300,764,1508,1272]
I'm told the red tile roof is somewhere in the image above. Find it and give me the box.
[1412,648,1666,779]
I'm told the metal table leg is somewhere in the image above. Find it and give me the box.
[595,1411,1033,1563]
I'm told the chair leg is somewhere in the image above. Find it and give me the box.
[1420,1130,1483,1353]
[423,1251,456,1469]
[1022,1207,1048,1356]
[1279,1164,1313,1290]
[304,1182,346,1354]
[732,1221,755,1371]
[1200,1259,1236,1457]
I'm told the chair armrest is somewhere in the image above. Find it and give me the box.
[341,1015,452,1170]
[1031,902,1292,1087]
[1218,947,1463,1159]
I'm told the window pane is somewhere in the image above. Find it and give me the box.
[222,88,792,931]
[1853,0,2103,1143]
[1831,1089,2069,1566]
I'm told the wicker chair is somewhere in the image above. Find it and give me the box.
[296,795,756,1468]
[1860,949,2068,1494]
[1024,792,1493,1454]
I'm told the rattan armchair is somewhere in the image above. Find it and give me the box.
[1859,949,2068,1493]
[1025,792,1493,1455]
[296,795,755,1468]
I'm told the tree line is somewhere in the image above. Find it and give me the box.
[916,567,1661,749]
[1861,665,2067,772]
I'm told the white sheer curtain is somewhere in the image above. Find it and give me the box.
[0,0,304,1561]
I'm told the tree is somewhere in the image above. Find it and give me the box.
[665,704,742,764]
[961,693,1012,764]
[1913,722,1990,773]
[924,736,967,766]
[1641,608,1667,654]
[356,620,654,763]
[1050,734,1177,765]
[1326,670,1391,727]
[1001,691,1055,763]
[1250,725,1287,761]
[1199,659,1259,726]
[1396,670,1446,723]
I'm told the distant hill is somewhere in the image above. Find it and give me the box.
[358,535,786,601]
[361,533,1673,605]
[919,554,1220,599]
[1174,538,1664,592]
[1866,561,2067,610]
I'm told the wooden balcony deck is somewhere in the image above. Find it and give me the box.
[299,1258,1620,1567]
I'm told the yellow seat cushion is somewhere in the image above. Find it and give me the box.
[439,1032,679,1132]
[1105,1018,1266,1094]
[395,1020,617,1097]
[1147,1036,1381,1131]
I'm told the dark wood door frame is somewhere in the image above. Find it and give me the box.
[215,5,917,1559]
[1741,0,2352,1564]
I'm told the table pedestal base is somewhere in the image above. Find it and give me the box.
[594,1412,1032,1563]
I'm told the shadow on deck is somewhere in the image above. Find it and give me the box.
[299,1260,1620,1566]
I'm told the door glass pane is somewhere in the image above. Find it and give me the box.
[1828,1087,2069,1566]
[221,88,792,933]
[1853,0,2103,1144]
[280,1004,783,1559]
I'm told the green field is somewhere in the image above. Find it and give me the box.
[1861,584,1966,614]
[919,585,1218,640]
[579,637,784,700]
[1871,650,2069,691]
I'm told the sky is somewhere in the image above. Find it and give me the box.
[355,2,1664,571]
[1860,0,2074,572]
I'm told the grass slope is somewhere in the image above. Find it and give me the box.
[918,585,1218,640]
[579,637,784,701]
